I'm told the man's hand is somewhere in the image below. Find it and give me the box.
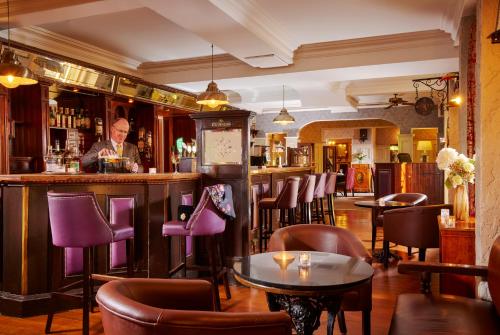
[98,148,116,157]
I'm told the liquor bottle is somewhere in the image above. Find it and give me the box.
[70,109,75,129]
[95,117,103,142]
[85,110,91,129]
[56,107,62,127]
[49,106,56,127]
[75,108,81,128]
[137,127,145,153]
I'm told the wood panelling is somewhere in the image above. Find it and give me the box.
[0,175,200,316]
[0,86,9,174]
[374,163,443,204]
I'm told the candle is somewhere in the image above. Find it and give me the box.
[299,266,310,279]
[299,251,311,267]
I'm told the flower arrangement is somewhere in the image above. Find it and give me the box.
[436,147,475,188]
[353,151,367,163]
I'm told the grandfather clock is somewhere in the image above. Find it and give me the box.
[190,110,254,262]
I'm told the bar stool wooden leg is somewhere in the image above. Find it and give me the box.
[126,239,134,278]
[181,237,187,278]
[208,236,222,311]
[320,197,325,224]
[82,247,90,335]
[165,236,172,277]
[307,202,312,224]
[217,234,231,300]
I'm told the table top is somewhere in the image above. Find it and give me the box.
[354,200,414,209]
[233,251,373,296]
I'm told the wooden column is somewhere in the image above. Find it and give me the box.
[191,110,254,261]
[0,86,9,174]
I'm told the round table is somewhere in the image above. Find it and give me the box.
[354,200,415,262]
[233,251,373,335]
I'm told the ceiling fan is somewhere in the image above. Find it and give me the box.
[385,94,415,109]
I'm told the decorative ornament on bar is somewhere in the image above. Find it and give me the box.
[436,147,475,222]
[196,44,229,109]
[488,0,500,43]
[0,0,38,88]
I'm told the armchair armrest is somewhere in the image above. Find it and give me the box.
[398,261,488,278]
[398,261,488,294]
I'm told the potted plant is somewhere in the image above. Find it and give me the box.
[353,151,367,164]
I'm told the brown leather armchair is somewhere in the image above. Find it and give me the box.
[382,204,453,267]
[389,235,500,335]
[96,278,292,335]
[268,224,373,335]
[373,193,428,253]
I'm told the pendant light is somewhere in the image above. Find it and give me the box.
[196,44,228,109]
[273,85,295,125]
[0,0,38,89]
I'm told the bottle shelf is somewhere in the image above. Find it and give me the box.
[50,126,91,131]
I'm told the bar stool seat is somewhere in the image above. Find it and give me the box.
[112,224,135,240]
[297,174,316,224]
[162,221,189,236]
[259,197,278,209]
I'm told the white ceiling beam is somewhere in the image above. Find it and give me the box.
[141,30,458,85]
[140,0,295,68]
[2,0,143,28]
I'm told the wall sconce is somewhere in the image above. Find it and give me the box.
[327,139,336,146]
[412,73,461,115]
[489,0,500,43]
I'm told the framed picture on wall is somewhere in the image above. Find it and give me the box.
[202,129,242,165]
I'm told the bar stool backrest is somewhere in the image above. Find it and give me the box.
[297,174,316,203]
[187,189,227,236]
[275,177,300,209]
[313,173,327,198]
[324,172,337,195]
[47,191,113,248]
[346,168,355,191]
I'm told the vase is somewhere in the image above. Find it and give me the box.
[454,184,469,222]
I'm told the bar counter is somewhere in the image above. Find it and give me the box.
[0,172,201,316]
[250,166,314,176]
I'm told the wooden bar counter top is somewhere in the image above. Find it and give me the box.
[250,166,313,175]
[0,172,201,317]
[0,172,200,184]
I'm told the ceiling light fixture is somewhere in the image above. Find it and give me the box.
[273,85,295,125]
[196,44,228,109]
[489,0,500,43]
[0,0,38,89]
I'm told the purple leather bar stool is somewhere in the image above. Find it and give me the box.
[312,173,327,224]
[345,167,355,196]
[162,188,231,311]
[324,172,337,226]
[258,177,300,252]
[297,174,316,224]
[46,191,134,335]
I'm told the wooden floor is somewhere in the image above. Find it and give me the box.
[0,195,435,335]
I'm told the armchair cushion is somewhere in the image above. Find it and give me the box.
[389,293,500,335]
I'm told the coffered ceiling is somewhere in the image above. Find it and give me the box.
[0,0,476,113]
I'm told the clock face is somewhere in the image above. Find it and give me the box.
[415,97,436,116]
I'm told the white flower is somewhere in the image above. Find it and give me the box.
[452,175,463,187]
[436,148,458,170]
[463,162,475,173]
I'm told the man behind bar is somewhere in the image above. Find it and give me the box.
[82,118,142,172]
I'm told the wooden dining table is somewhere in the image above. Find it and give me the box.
[233,251,373,335]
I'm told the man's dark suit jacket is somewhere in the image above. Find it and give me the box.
[81,140,141,171]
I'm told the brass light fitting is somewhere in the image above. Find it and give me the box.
[273,85,295,125]
[196,44,228,109]
[0,0,38,89]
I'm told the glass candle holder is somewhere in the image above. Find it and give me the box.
[299,251,311,267]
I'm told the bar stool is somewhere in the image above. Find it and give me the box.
[46,191,134,335]
[258,177,300,252]
[346,167,355,196]
[162,188,231,311]
[297,174,316,224]
[324,172,337,226]
[250,184,261,254]
[312,173,327,224]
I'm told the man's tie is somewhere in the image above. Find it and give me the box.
[116,144,123,157]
